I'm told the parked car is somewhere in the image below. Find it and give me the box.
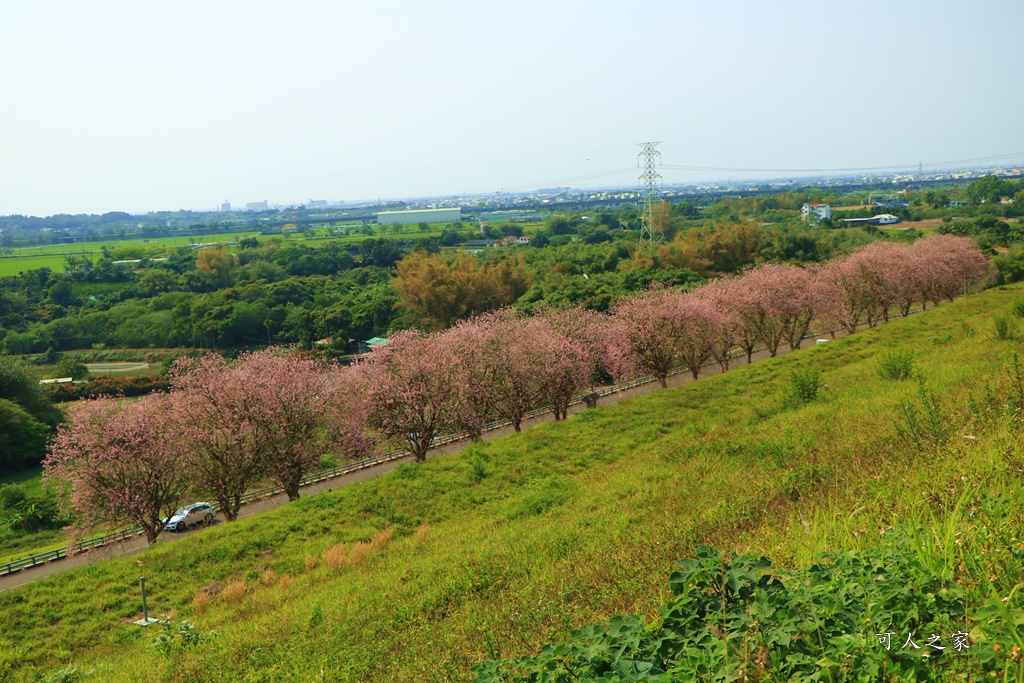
[163,502,216,532]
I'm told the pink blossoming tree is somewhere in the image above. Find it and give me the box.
[170,354,270,521]
[44,393,189,545]
[364,330,463,461]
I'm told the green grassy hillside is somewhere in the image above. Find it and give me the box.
[2,286,1023,682]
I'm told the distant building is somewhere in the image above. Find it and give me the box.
[480,210,543,223]
[246,201,269,211]
[220,200,231,212]
[307,199,328,208]
[842,214,900,227]
[375,207,461,225]
[801,203,831,222]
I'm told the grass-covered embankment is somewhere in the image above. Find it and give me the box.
[2,285,1024,682]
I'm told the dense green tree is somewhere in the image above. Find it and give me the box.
[994,245,1024,284]
[0,398,50,473]
[548,216,578,235]
[53,358,90,380]
[965,175,1010,205]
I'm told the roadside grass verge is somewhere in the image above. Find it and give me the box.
[1,285,1023,682]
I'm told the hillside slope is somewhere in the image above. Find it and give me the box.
[2,285,1023,683]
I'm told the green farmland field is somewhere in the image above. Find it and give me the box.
[0,255,69,277]
[0,223,486,276]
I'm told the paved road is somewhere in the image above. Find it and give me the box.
[0,322,862,593]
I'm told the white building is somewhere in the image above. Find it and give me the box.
[801,203,831,222]
[375,208,461,225]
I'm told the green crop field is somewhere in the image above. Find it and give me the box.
[0,255,69,277]
[3,285,1023,682]
[0,223,485,277]
[4,231,263,258]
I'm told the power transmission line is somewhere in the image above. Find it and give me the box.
[659,151,1024,175]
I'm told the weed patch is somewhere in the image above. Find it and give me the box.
[787,368,822,404]
[992,314,1018,340]
[876,349,915,381]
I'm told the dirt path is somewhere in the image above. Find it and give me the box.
[0,321,867,592]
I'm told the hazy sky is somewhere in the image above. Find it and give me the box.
[2,0,1022,216]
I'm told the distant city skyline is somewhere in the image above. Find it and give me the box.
[2,0,1022,217]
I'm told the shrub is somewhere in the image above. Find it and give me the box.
[993,314,1018,341]
[472,545,982,683]
[788,368,822,404]
[4,493,67,532]
[876,350,915,381]
[40,665,94,683]
[0,484,26,510]
[780,465,825,501]
[308,602,323,630]
[1012,300,1024,318]
[895,376,950,452]
[469,454,489,483]
[151,621,215,656]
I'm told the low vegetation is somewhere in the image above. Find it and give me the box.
[1,283,1023,681]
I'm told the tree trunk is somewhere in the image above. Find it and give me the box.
[512,419,521,433]
[657,376,668,389]
[284,483,301,502]
[221,494,241,522]
[690,366,699,380]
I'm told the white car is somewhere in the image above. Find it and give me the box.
[163,502,215,532]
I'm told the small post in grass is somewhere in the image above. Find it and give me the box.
[134,569,159,626]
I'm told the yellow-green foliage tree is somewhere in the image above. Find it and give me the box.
[658,223,762,274]
[195,245,236,287]
[393,251,531,331]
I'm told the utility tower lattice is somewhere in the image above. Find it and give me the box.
[637,141,663,252]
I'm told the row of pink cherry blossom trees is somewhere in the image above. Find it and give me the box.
[341,234,992,461]
[45,350,368,543]
[44,235,991,542]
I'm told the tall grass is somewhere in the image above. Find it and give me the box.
[3,283,1024,682]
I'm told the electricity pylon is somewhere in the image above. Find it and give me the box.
[637,141,662,252]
